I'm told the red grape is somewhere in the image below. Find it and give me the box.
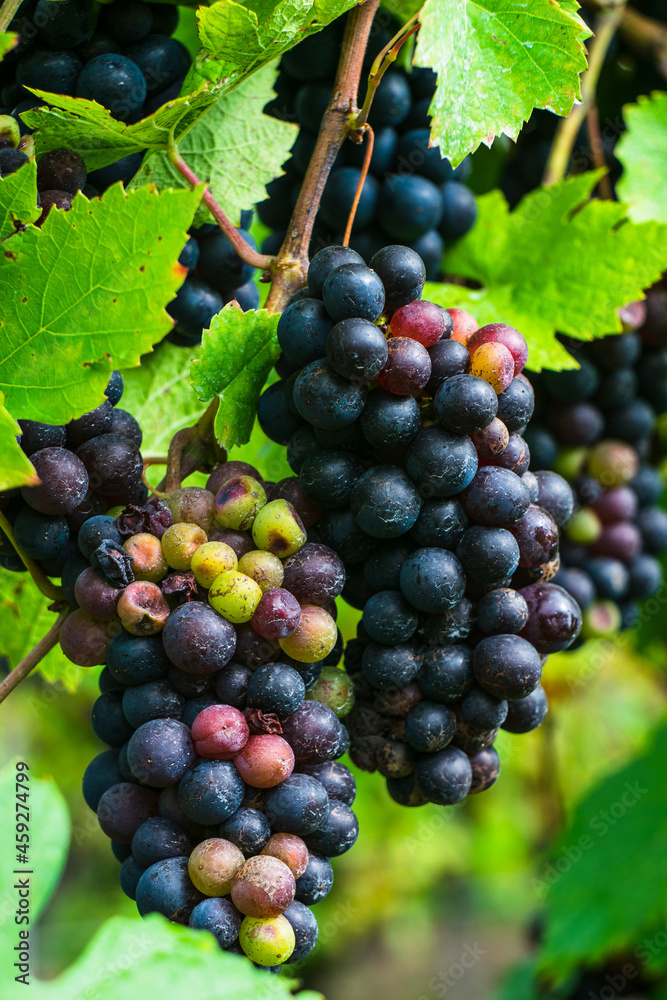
[191,704,250,759]
[233,734,295,788]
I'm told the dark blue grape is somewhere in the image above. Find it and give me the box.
[298,761,355,805]
[552,567,595,611]
[257,381,305,446]
[522,425,557,469]
[367,70,411,127]
[284,900,318,962]
[197,228,257,295]
[167,276,223,342]
[410,498,468,549]
[226,279,259,311]
[583,558,629,600]
[477,588,529,634]
[78,31,123,62]
[362,641,421,689]
[120,855,145,899]
[163,602,237,675]
[82,749,123,810]
[369,244,425,315]
[17,420,65,456]
[112,840,132,862]
[496,377,535,431]
[299,449,366,508]
[362,590,419,645]
[99,0,153,44]
[76,54,147,119]
[605,398,655,444]
[415,747,472,805]
[473,634,542,700]
[542,358,599,401]
[399,547,465,613]
[293,360,367,429]
[277,298,334,366]
[315,508,376,565]
[501,685,548,733]
[219,806,272,854]
[386,773,428,807]
[406,229,444,280]
[417,645,474,702]
[182,695,218,728]
[136,856,204,923]
[88,151,144,191]
[363,541,412,591]
[92,691,135,747]
[122,681,184,728]
[287,426,318,474]
[351,465,421,539]
[406,426,478,497]
[125,34,191,96]
[395,128,453,184]
[326,317,388,380]
[294,853,333,904]
[131,817,192,867]
[426,339,471,395]
[178,237,199,270]
[263,773,329,835]
[631,465,663,506]
[468,746,501,794]
[212,664,250,709]
[322,263,385,323]
[405,701,456,752]
[320,168,379,234]
[347,125,398,174]
[304,801,358,856]
[246,662,306,718]
[307,245,364,297]
[17,48,82,94]
[360,389,421,450]
[461,686,508,728]
[378,174,443,241]
[534,470,574,527]
[107,630,170,686]
[177,759,245,824]
[105,370,124,406]
[456,526,520,583]
[435,374,498,434]
[636,506,667,554]
[626,554,662,599]
[127,718,197,787]
[189,897,242,949]
[13,507,69,560]
[459,466,531,526]
[34,0,94,48]
[439,181,477,240]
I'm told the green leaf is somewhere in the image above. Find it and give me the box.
[0,568,82,688]
[0,32,17,59]
[378,0,421,21]
[22,82,226,171]
[0,182,200,424]
[121,341,207,455]
[31,914,322,1000]
[197,0,265,64]
[414,0,590,166]
[539,723,667,976]
[191,305,280,450]
[0,761,70,978]
[485,959,542,1000]
[130,65,298,227]
[0,159,41,240]
[616,91,667,224]
[425,173,667,370]
[0,392,39,491]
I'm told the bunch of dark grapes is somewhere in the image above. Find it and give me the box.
[258,242,582,809]
[49,457,356,970]
[258,12,477,279]
[525,294,667,641]
[0,0,257,341]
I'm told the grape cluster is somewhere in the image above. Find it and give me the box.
[258,13,478,279]
[69,458,357,970]
[526,297,667,641]
[259,242,582,809]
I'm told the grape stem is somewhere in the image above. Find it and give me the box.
[157,398,221,494]
[618,6,667,79]
[0,606,70,705]
[0,510,64,601]
[585,105,613,200]
[167,145,274,271]
[543,2,627,187]
[0,0,22,32]
[354,15,421,129]
[342,125,374,247]
[264,0,382,314]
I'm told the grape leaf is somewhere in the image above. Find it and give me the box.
[425,172,667,370]
[21,82,227,171]
[616,91,667,224]
[539,723,667,976]
[0,159,40,242]
[414,0,590,166]
[121,341,207,455]
[0,568,81,689]
[0,32,17,59]
[378,0,421,21]
[129,65,298,227]
[22,914,323,1000]
[190,305,280,450]
[0,392,39,491]
[0,182,200,424]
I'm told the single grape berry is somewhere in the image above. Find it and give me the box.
[376,337,431,395]
[191,704,249,759]
[325,317,388,380]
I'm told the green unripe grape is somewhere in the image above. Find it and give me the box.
[279,605,338,662]
[566,507,602,545]
[188,838,245,896]
[581,600,622,640]
[161,522,207,570]
[553,447,587,482]
[237,549,284,592]
[587,440,639,488]
[123,532,168,582]
[167,487,215,533]
[251,499,306,558]
[306,666,355,718]
[209,570,263,624]
[239,914,295,965]
[191,541,238,588]
[213,476,267,531]
[0,115,20,150]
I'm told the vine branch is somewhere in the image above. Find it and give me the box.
[157,398,221,494]
[543,2,627,187]
[0,0,23,32]
[0,510,64,601]
[618,6,667,79]
[0,606,70,705]
[264,0,382,314]
[168,147,274,271]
